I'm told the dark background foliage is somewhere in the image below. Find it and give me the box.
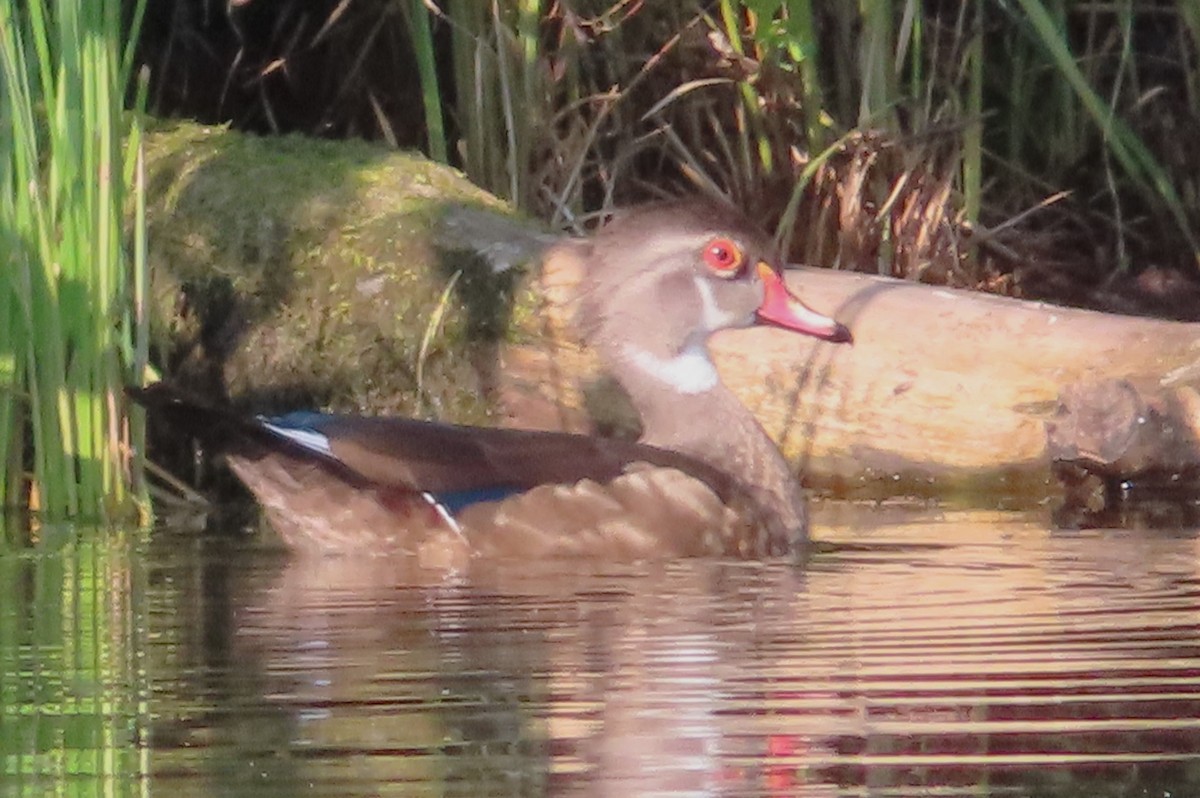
[135,0,1200,319]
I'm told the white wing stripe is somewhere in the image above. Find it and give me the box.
[259,419,334,456]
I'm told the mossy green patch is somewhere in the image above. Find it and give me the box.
[142,121,539,423]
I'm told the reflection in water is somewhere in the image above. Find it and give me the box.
[0,527,148,796]
[4,508,1200,795]
[134,507,1200,797]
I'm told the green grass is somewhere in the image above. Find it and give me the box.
[0,0,149,523]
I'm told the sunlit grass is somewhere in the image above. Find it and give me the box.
[0,0,149,522]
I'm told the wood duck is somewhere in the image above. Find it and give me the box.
[133,201,851,565]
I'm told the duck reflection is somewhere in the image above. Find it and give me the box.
[144,509,1200,797]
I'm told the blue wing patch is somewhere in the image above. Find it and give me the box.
[432,485,522,514]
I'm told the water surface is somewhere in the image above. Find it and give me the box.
[3,505,1200,796]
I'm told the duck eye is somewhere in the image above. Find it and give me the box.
[702,237,744,277]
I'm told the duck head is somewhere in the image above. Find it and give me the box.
[577,201,851,387]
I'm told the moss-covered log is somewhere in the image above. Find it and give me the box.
[143,121,546,423]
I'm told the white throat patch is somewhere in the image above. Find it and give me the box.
[624,342,719,395]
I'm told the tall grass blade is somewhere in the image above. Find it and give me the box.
[962,0,983,225]
[408,0,448,162]
[1012,0,1198,251]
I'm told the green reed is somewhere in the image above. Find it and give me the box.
[406,0,448,163]
[1005,0,1197,259]
[441,0,547,209]
[0,0,149,521]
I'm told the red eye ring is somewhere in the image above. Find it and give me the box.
[702,237,744,276]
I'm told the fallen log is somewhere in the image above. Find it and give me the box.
[496,243,1200,502]
[140,123,1200,505]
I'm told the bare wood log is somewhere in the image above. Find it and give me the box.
[1042,377,1200,527]
[1045,379,1200,476]
[498,247,1200,499]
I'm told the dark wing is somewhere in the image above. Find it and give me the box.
[129,383,787,559]
[305,413,728,492]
